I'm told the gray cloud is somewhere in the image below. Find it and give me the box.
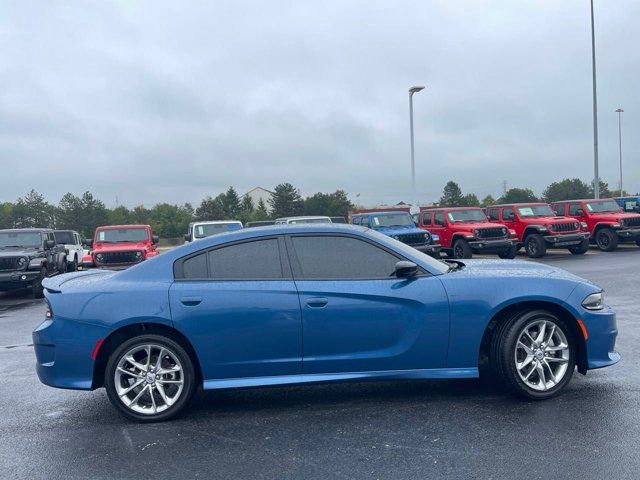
[1,0,638,208]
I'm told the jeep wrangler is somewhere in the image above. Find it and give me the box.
[486,203,590,258]
[0,228,68,298]
[83,224,159,269]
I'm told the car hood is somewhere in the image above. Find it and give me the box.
[42,269,117,293]
[449,259,590,284]
[590,212,640,222]
[373,226,427,235]
[0,247,40,258]
[92,243,149,253]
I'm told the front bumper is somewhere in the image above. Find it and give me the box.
[615,228,640,241]
[581,305,620,370]
[543,232,590,247]
[414,244,442,256]
[0,270,40,290]
[33,315,111,390]
[468,238,513,251]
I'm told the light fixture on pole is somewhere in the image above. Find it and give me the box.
[409,85,425,211]
[616,108,624,196]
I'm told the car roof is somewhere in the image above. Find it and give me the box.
[275,216,331,220]
[53,229,78,233]
[0,228,52,233]
[190,220,242,225]
[550,198,616,203]
[353,211,409,216]
[96,224,151,229]
[422,206,483,211]
[490,203,549,208]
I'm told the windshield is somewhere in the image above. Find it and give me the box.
[446,210,488,223]
[586,201,621,214]
[0,231,42,248]
[96,228,149,243]
[54,231,74,244]
[288,218,331,224]
[517,205,555,217]
[366,229,449,275]
[370,213,414,228]
[194,223,242,238]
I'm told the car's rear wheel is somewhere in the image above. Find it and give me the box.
[105,335,196,422]
[492,310,575,400]
[568,238,589,255]
[524,234,546,258]
[67,256,78,272]
[453,239,472,259]
[595,228,618,251]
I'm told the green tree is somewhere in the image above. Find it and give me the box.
[269,183,303,218]
[592,180,612,198]
[195,196,225,221]
[543,178,592,202]
[252,199,270,221]
[130,205,151,225]
[498,188,538,204]
[238,195,254,224]
[0,202,15,229]
[108,205,132,225]
[438,181,465,207]
[461,193,480,207]
[221,186,241,218]
[12,190,55,228]
[78,191,108,238]
[480,194,496,208]
[56,193,83,231]
[149,203,193,238]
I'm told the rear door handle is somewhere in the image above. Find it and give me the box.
[180,296,202,306]
[306,297,328,308]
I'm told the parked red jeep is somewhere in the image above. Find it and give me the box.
[551,198,640,251]
[485,203,590,258]
[82,224,159,269]
[416,207,516,259]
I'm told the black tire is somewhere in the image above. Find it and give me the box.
[498,244,517,259]
[636,240,640,247]
[491,310,576,400]
[67,256,78,272]
[595,228,618,252]
[32,268,47,299]
[453,239,473,259]
[568,238,589,255]
[105,334,196,422]
[524,234,547,258]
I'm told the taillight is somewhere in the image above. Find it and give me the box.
[45,302,52,319]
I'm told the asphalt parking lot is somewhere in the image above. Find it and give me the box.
[1,246,638,479]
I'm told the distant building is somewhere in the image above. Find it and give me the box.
[243,187,274,211]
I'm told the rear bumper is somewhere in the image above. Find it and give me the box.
[32,316,111,390]
[543,232,590,247]
[0,270,40,290]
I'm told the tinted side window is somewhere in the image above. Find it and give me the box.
[208,238,282,279]
[291,235,399,279]
[434,212,445,226]
[555,204,566,216]
[569,204,582,216]
[183,252,208,279]
[502,208,514,220]
[487,208,500,221]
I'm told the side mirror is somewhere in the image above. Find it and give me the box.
[394,261,418,279]
[152,235,159,244]
[84,239,93,247]
[45,239,56,249]
[184,233,192,242]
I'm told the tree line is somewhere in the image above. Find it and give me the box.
[0,183,353,239]
[437,178,631,208]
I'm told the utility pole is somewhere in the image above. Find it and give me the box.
[616,108,624,196]
[590,0,600,198]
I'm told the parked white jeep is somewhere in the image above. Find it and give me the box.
[54,230,85,272]
[184,221,243,243]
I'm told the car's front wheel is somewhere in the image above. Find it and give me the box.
[568,238,589,255]
[453,239,473,259]
[491,310,576,400]
[595,228,618,252]
[498,244,517,259]
[524,234,546,258]
[105,335,196,422]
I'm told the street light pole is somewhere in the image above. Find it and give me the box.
[616,108,624,196]
[590,0,600,198]
[409,86,425,206]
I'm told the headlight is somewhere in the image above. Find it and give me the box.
[17,257,28,268]
[502,227,508,235]
[391,235,399,240]
[574,222,580,230]
[135,251,143,260]
[582,292,604,310]
[95,253,104,262]
[473,229,480,236]
[423,233,430,242]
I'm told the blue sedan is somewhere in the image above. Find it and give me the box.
[34,224,619,421]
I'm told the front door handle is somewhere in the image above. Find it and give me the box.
[180,296,202,306]
[306,297,328,308]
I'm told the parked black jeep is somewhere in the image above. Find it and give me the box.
[0,228,68,298]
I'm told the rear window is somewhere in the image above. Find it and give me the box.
[54,231,74,244]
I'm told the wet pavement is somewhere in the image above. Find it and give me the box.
[1,246,638,479]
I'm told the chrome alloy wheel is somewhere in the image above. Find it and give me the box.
[114,344,184,415]
[514,319,570,391]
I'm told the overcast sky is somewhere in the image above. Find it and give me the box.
[1,1,638,208]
